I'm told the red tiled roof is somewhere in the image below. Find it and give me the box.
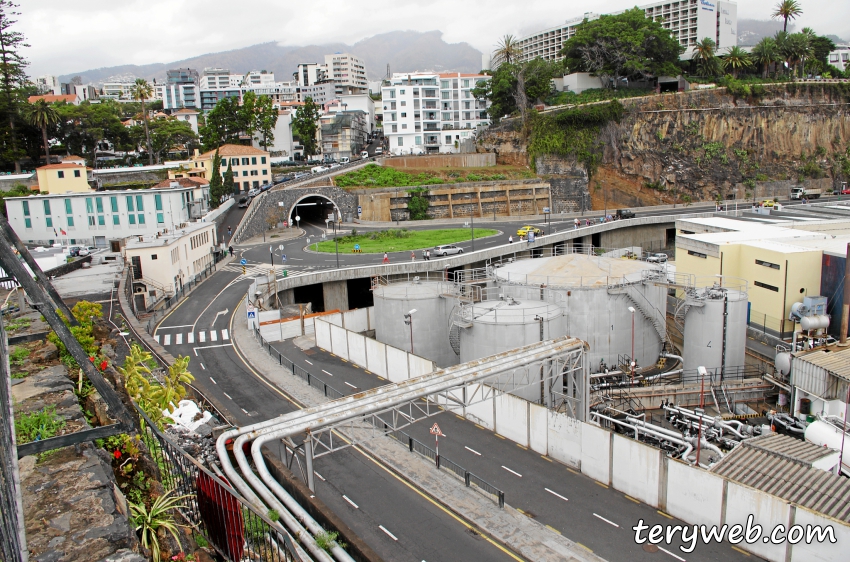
[174,108,198,114]
[28,94,78,104]
[152,178,209,189]
[198,143,268,159]
[37,163,87,170]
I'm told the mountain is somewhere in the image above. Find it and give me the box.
[737,18,791,46]
[58,31,483,86]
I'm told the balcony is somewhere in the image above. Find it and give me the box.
[424,124,439,131]
[422,90,438,98]
[422,113,439,121]
[424,139,440,146]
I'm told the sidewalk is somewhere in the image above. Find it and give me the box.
[231,302,605,562]
[234,227,305,247]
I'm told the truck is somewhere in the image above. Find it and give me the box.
[615,208,636,219]
[791,187,821,200]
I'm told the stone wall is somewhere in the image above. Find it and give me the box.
[384,153,496,169]
[95,169,170,188]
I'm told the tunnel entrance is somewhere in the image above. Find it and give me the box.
[290,195,338,226]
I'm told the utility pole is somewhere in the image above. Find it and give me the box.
[840,243,850,346]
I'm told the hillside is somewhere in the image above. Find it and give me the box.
[58,30,483,85]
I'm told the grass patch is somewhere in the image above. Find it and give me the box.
[312,228,498,253]
[545,87,654,107]
[9,346,29,366]
[15,406,66,444]
[335,163,535,188]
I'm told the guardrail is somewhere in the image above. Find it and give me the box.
[252,326,346,400]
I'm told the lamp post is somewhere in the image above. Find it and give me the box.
[332,217,340,269]
[269,245,275,307]
[696,366,707,466]
[628,306,636,384]
[403,309,417,353]
[470,213,475,252]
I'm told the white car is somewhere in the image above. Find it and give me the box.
[375,147,383,155]
[646,253,668,263]
[433,244,464,256]
[329,163,341,169]
[247,188,261,198]
[360,151,370,159]
[311,166,328,174]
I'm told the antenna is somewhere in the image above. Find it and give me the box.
[386,63,391,79]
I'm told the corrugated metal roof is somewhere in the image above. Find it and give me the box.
[793,346,850,383]
[711,435,850,522]
[742,434,837,464]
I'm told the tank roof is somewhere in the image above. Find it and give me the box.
[462,298,561,324]
[374,280,447,300]
[494,255,657,287]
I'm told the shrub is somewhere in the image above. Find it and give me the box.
[129,489,188,561]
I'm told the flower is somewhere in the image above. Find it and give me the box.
[113,450,121,459]
[89,356,95,363]
[99,360,108,371]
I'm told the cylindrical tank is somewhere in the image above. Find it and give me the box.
[683,285,748,374]
[800,315,830,331]
[492,254,667,371]
[775,352,792,377]
[805,420,849,474]
[373,281,457,368]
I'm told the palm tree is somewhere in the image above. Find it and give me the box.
[24,99,60,165]
[722,46,754,78]
[772,0,803,33]
[751,37,780,78]
[493,35,521,67]
[692,38,721,77]
[131,78,154,165]
[780,32,811,78]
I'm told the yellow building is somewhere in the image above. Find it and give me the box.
[169,144,271,192]
[35,163,92,194]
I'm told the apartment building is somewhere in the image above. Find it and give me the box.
[298,82,335,106]
[515,0,738,63]
[155,68,199,110]
[324,53,368,95]
[380,72,491,155]
[829,45,850,73]
[102,79,137,101]
[179,145,272,192]
[35,75,60,94]
[320,111,368,160]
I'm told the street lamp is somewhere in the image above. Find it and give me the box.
[470,213,475,252]
[696,366,707,466]
[627,306,636,384]
[403,309,417,353]
[331,217,340,269]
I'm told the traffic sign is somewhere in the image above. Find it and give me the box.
[354,244,360,251]
[429,423,445,437]
[357,206,362,215]
[281,254,287,262]
[240,258,247,266]
[543,207,550,214]
[246,302,256,319]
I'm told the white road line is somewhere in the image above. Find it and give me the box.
[545,488,569,502]
[187,332,194,344]
[209,377,217,384]
[465,446,481,456]
[154,335,160,343]
[241,408,248,414]
[200,363,205,370]
[199,331,206,342]
[342,495,359,509]
[175,333,182,345]
[314,471,326,482]
[192,344,233,353]
[501,466,522,478]
[305,360,313,365]
[163,334,171,345]
[378,525,398,541]
[221,329,229,340]
[344,381,357,389]
[223,392,233,400]
[210,330,218,342]
[159,324,194,329]
[322,369,333,376]
[658,546,686,561]
[593,513,619,528]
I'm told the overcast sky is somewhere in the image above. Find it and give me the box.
[21,0,850,77]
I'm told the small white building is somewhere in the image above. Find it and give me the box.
[334,94,376,133]
[828,44,850,73]
[172,108,200,134]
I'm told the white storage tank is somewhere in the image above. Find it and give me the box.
[682,281,748,374]
[804,420,848,475]
[373,280,457,368]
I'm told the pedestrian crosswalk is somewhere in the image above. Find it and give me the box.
[220,263,322,278]
[155,329,229,346]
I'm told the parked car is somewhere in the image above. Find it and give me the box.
[761,199,777,207]
[615,208,636,219]
[294,172,310,179]
[311,166,328,174]
[375,147,383,155]
[68,246,82,257]
[360,151,370,159]
[77,247,91,256]
[433,244,463,256]
[340,157,350,164]
[260,183,272,192]
[516,225,542,237]
[646,253,668,263]
[247,188,261,198]
[238,196,250,208]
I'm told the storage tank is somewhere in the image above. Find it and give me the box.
[373,280,457,368]
[492,254,667,371]
[805,420,849,475]
[682,280,748,374]
[458,296,564,401]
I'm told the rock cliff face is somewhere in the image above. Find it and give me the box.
[478,84,850,208]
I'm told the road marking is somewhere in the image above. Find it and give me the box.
[175,333,182,345]
[545,488,569,502]
[731,546,751,556]
[199,331,206,342]
[341,358,348,362]
[567,468,579,475]
[200,363,205,370]
[595,481,609,488]
[163,334,171,345]
[516,443,527,450]
[210,330,218,341]
[158,324,193,329]
[456,414,465,420]
[209,377,216,384]
[494,434,506,439]
[154,335,160,343]
[322,369,333,376]
[305,360,313,365]
[546,525,562,535]
[342,495,359,509]
[657,510,673,519]
[593,513,619,528]
[187,332,194,343]
[344,381,357,389]
[658,546,686,561]
[376,376,385,380]
[541,455,553,462]
[221,329,229,340]
[501,466,522,478]
[624,495,640,504]
[314,471,326,482]
[577,543,593,552]
[378,525,398,541]
[223,392,233,400]
[241,408,248,414]
[464,446,481,456]
[474,424,485,430]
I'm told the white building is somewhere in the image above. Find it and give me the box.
[298,82,335,106]
[172,108,200,134]
[515,0,738,63]
[35,75,60,95]
[380,72,491,155]
[829,44,850,73]
[102,79,137,101]
[324,53,368,95]
[335,94,376,133]
[253,110,301,158]
[6,186,203,248]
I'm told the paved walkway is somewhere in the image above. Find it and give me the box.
[232,304,605,562]
[236,227,305,248]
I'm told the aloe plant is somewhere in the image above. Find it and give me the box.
[129,489,189,561]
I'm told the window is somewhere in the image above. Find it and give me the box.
[98,215,105,226]
[241,158,249,165]
[251,157,257,165]
[442,92,450,99]
[415,136,422,145]
[46,216,52,227]
[85,198,93,214]
[242,170,248,176]
[22,200,29,216]
[43,200,51,215]
[400,101,406,107]
[157,212,164,224]
[441,80,449,89]
[754,280,779,292]
[67,216,74,227]
[402,124,407,129]
[64,198,72,214]
[110,197,118,213]
[126,196,134,212]
[388,89,395,98]
[74,170,81,178]
[231,158,239,166]
[261,156,266,164]
[96,198,103,213]
[128,214,136,225]
[151,254,158,260]
[58,171,65,178]
[113,215,120,225]
[687,250,706,258]
[397,137,403,146]
[391,124,397,133]
[755,259,780,270]
[400,89,405,95]
[155,194,163,211]
[24,218,31,228]
[445,135,452,144]
[135,196,143,211]
[262,169,267,175]
[401,112,407,118]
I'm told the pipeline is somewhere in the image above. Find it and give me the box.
[663,404,749,439]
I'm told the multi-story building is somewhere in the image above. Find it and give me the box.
[248,82,299,107]
[380,72,491,155]
[298,82,335,106]
[320,111,368,160]
[323,53,368,95]
[35,75,60,94]
[829,44,850,73]
[514,0,738,63]
[172,145,272,192]
[34,163,92,194]
[335,94,376,133]
[155,68,199,110]
[199,68,241,110]
[101,79,137,101]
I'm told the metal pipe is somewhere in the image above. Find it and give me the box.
[663,404,746,439]
[841,243,850,344]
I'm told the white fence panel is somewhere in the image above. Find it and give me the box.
[580,423,611,485]
[465,384,494,429]
[528,402,548,455]
[385,346,409,383]
[322,312,343,327]
[790,507,850,562]
[547,411,582,468]
[348,333,368,368]
[315,319,332,351]
[408,356,435,379]
[494,393,528,447]
[330,324,349,359]
[365,337,387,379]
[611,434,660,506]
[664,460,724,528]
[725,482,791,562]
[343,308,370,332]
[277,319,303,340]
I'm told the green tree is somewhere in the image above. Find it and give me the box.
[493,34,521,67]
[808,34,836,67]
[0,1,29,172]
[130,78,154,165]
[722,46,753,78]
[208,150,224,208]
[473,59,555,124]
[561,8,683,89]
[223,159,236,194]
[778,31,812,77]
[253,94,277,150]
[23,98,58,164]
[692,38,722,77]
[292,96,321,158]
[54,101,129,165]
[199,96,244,151]
[772,0,803,32]
[133,117,196,163]
[751,37,781,77]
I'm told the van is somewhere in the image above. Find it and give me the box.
[340,157,350,164]
[311,165,328,174]
[361,151,370,159]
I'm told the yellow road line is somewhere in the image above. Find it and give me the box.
[541,455,553,462]
[546,525,562,535]
[595,481,609,489]
[624,495,640,504]
[577,543,593,552]
[475,424,486,430]
[495,434,506,440]
[567,468,579,475]
[516,444,528,450]
[657,510,673,519]
[731,546,751,556]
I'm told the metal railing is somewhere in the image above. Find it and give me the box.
[0,317,26,562]
[135,405,302,562]
[252,327,346,400]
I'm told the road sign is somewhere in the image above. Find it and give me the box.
[357,206,362,214]
[240,258,247,266]
[543,207,550,214]
[354,244,360,251]
[246,302,256,319]
[281,254,287,262]
[279,244,285,251]
[429,423,444,437]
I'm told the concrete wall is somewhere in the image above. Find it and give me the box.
[322,280,349,312]
[383,153,496,169]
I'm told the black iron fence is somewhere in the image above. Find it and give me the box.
[132,261,221,334]
[252,327,345,400]
[0,318,26,562]
[135,405,302,562]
